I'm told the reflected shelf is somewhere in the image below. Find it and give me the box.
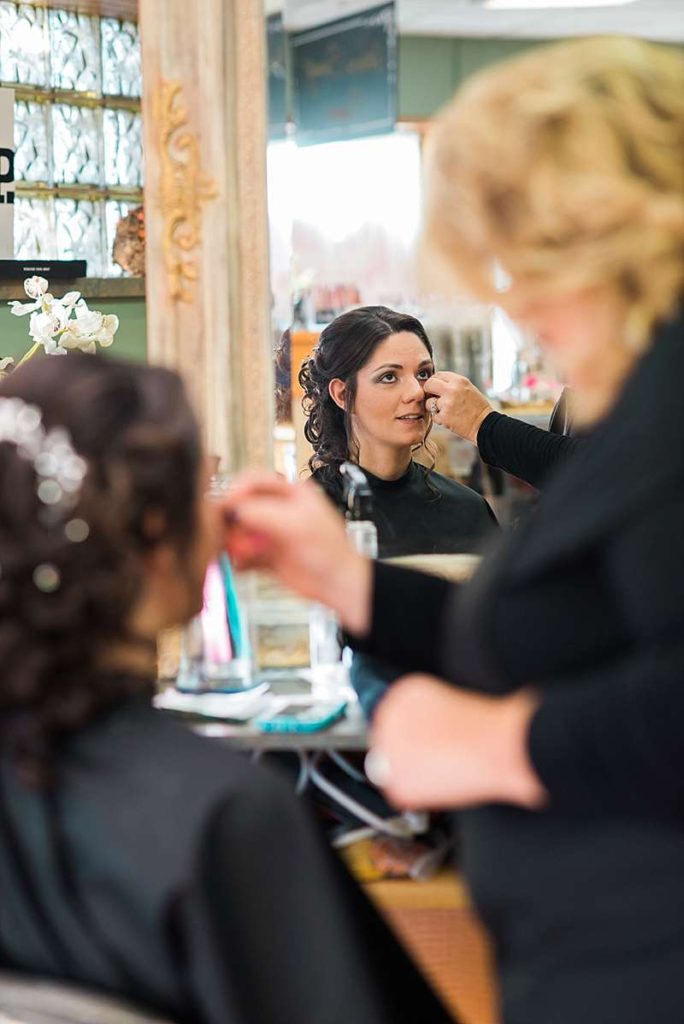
[0,276,145,300]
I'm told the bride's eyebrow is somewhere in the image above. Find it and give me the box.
[371,358,434,373]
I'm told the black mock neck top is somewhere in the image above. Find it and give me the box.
[313,461,497,559]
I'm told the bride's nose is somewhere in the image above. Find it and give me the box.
[403,376,426,403]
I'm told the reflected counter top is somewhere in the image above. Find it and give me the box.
[156,671,369,751]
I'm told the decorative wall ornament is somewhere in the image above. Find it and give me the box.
[156,79,217,303]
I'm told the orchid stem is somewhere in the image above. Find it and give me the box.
[16,341,42,367]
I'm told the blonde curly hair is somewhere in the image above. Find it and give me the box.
[423,37,684,346]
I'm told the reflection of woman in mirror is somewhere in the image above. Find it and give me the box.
[225,38,684,1024]
[299,306,497,559]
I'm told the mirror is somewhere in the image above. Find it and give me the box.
[264,2,556,532]
[264,1,684,525]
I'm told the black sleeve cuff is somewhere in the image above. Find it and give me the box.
[528,689,607,813]
[475,410,504,466]
[477,409,579,489]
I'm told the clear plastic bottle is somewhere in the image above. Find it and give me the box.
[309,464,378,697]
[176,473,254,692]
[341,462,378,557]
[345,519,378,558]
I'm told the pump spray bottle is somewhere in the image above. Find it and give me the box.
[340,462,378,558]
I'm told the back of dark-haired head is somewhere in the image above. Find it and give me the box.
[0,353,201,782]
[298,306,433,476]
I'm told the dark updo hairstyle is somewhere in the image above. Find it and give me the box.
[0,353,201,782]
[298,305,434,478]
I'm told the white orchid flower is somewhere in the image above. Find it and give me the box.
[10,285,56,318]
[24,276,49,300]
[6,277,119,369]
[74,301,104,330]
[94,313,119,348]
[29,309,62,348]
[60,330,93,354]
[59,306,117,352]
[47,294,80,332]
[28,309,68,356]
[51,300,71,331]
[10,277,52,316]
[58,328,82,350]
[36,329,67,356]
[9,299,38,317]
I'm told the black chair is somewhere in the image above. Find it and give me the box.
[548,386,574,436]
[0,971,176,1024]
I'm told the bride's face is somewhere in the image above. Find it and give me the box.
[346,332,434,454]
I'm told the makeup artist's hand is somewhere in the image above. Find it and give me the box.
[424,372,493,444]
[220,471,372,637]
[367,675,547,810]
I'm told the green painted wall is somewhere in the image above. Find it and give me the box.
[398,37,684,120]
[0,297,147,365]
[398,36,544,119]
[397,36,458,120]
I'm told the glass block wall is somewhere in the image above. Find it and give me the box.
[0,2,143,276]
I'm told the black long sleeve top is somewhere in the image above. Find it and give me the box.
[314,461,497,558]
[0,698,452,1024]
[477,410,579,489]
[350,313,684,1023]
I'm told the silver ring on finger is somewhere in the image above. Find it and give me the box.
[364,748,393,787]
[429,398,439,416]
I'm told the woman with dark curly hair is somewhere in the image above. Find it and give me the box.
[0,353,452,1024]
[299,305,497,558]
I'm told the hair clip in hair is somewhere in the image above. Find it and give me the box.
[64,518,89,543]
[0,398,87,519]
[0,397,89,592]
[33,563,61,594]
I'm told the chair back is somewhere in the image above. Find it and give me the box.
[0,971,176,1024]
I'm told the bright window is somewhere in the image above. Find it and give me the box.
[268,131,422,322]
[0,2,143,276]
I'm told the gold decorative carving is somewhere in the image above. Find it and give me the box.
[156,79,218,302]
